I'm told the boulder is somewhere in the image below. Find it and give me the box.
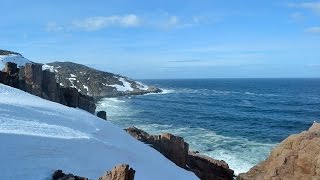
[237,122,320,180]
[52,170,88,180]
[188,151,234,180]
[99,164,135,180]
[25,63,43,96]
[97,111,107,120]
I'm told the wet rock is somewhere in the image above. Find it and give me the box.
[237,122,320,180]
[97,111,107,120]
[52,170,88,180]
[99,164,135,180]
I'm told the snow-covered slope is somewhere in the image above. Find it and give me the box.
[0,51,31,70]
[0,84,197,180]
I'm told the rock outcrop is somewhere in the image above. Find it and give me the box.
[44,61,161,97]
[125,126,234,180]
[0,62,96,114]
[97,111,107,120]
[237,122,320,180]
[52,164,135,180]
[99,164,135,180]
[188,152,234,180]
[52,170,88,180]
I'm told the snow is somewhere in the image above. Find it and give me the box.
[70,74,77,78]
[0,84,198,180]
[67,77,77,88]
[110,77,134,92]
[0,54,31,70]
[136,81,149,91]
[83,85,89,92]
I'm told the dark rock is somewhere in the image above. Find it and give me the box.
[97,111,107,120]
[99,164,135,180]
[4,62,19,75]
[59,87,79,108]
[188,151,234,180]
[52,170,88,180]
[25,63,42,96]
[42,70,59,102]
[78,93,96,114]
[18,66,26,91]
[3,63,19,88]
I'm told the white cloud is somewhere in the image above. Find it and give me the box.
[305,26,320,33]
[72,14,140,31]
[289,2,320,15]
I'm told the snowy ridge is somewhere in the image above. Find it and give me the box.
[0,54,31,70]
[0,84,197,180]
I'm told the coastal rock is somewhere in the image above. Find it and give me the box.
[237,122,320,180]
[99,164,135,180]
[125,126,234,179]
[52,170,88,180]
[97,111,107,120]
[188,151,234,180]
[125,127,188,168]
[59,87,79,108]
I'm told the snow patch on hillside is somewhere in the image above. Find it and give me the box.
[0,84,197,180]
[110,77,134,91]
[0,54,31,70]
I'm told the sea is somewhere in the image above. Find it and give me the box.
[96,78,320,175]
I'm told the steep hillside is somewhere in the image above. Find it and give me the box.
[0,84,198,180]
[44,62,161,97]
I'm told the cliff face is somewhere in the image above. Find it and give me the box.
[238,122,320,180]
[44,62,161,98]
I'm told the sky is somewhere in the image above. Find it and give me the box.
[1,0,320,79]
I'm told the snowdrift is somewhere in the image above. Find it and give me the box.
[0,84,197,180]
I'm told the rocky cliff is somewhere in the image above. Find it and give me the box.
[238,122,320,180]
[44,62,161,98]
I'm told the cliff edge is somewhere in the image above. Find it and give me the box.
[238,122,320,180]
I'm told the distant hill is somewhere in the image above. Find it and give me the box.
[0,49,161,98]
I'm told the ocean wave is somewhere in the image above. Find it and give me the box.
[130,123,275,175]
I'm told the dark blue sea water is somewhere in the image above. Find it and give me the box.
[97,78,320,174]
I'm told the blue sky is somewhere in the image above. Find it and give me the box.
[1,0,320,79]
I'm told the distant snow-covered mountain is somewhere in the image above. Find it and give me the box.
[0,84,197,180]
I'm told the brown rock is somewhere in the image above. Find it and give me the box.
[97,111,107,120]
[99,164,135,180]
[4,62,19,75]
[59,87,79,108]
[52,170,88,180]
[188,151,234,180]
[125,127,189,168]
[237,122,320,180]
[25,63,43,96]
